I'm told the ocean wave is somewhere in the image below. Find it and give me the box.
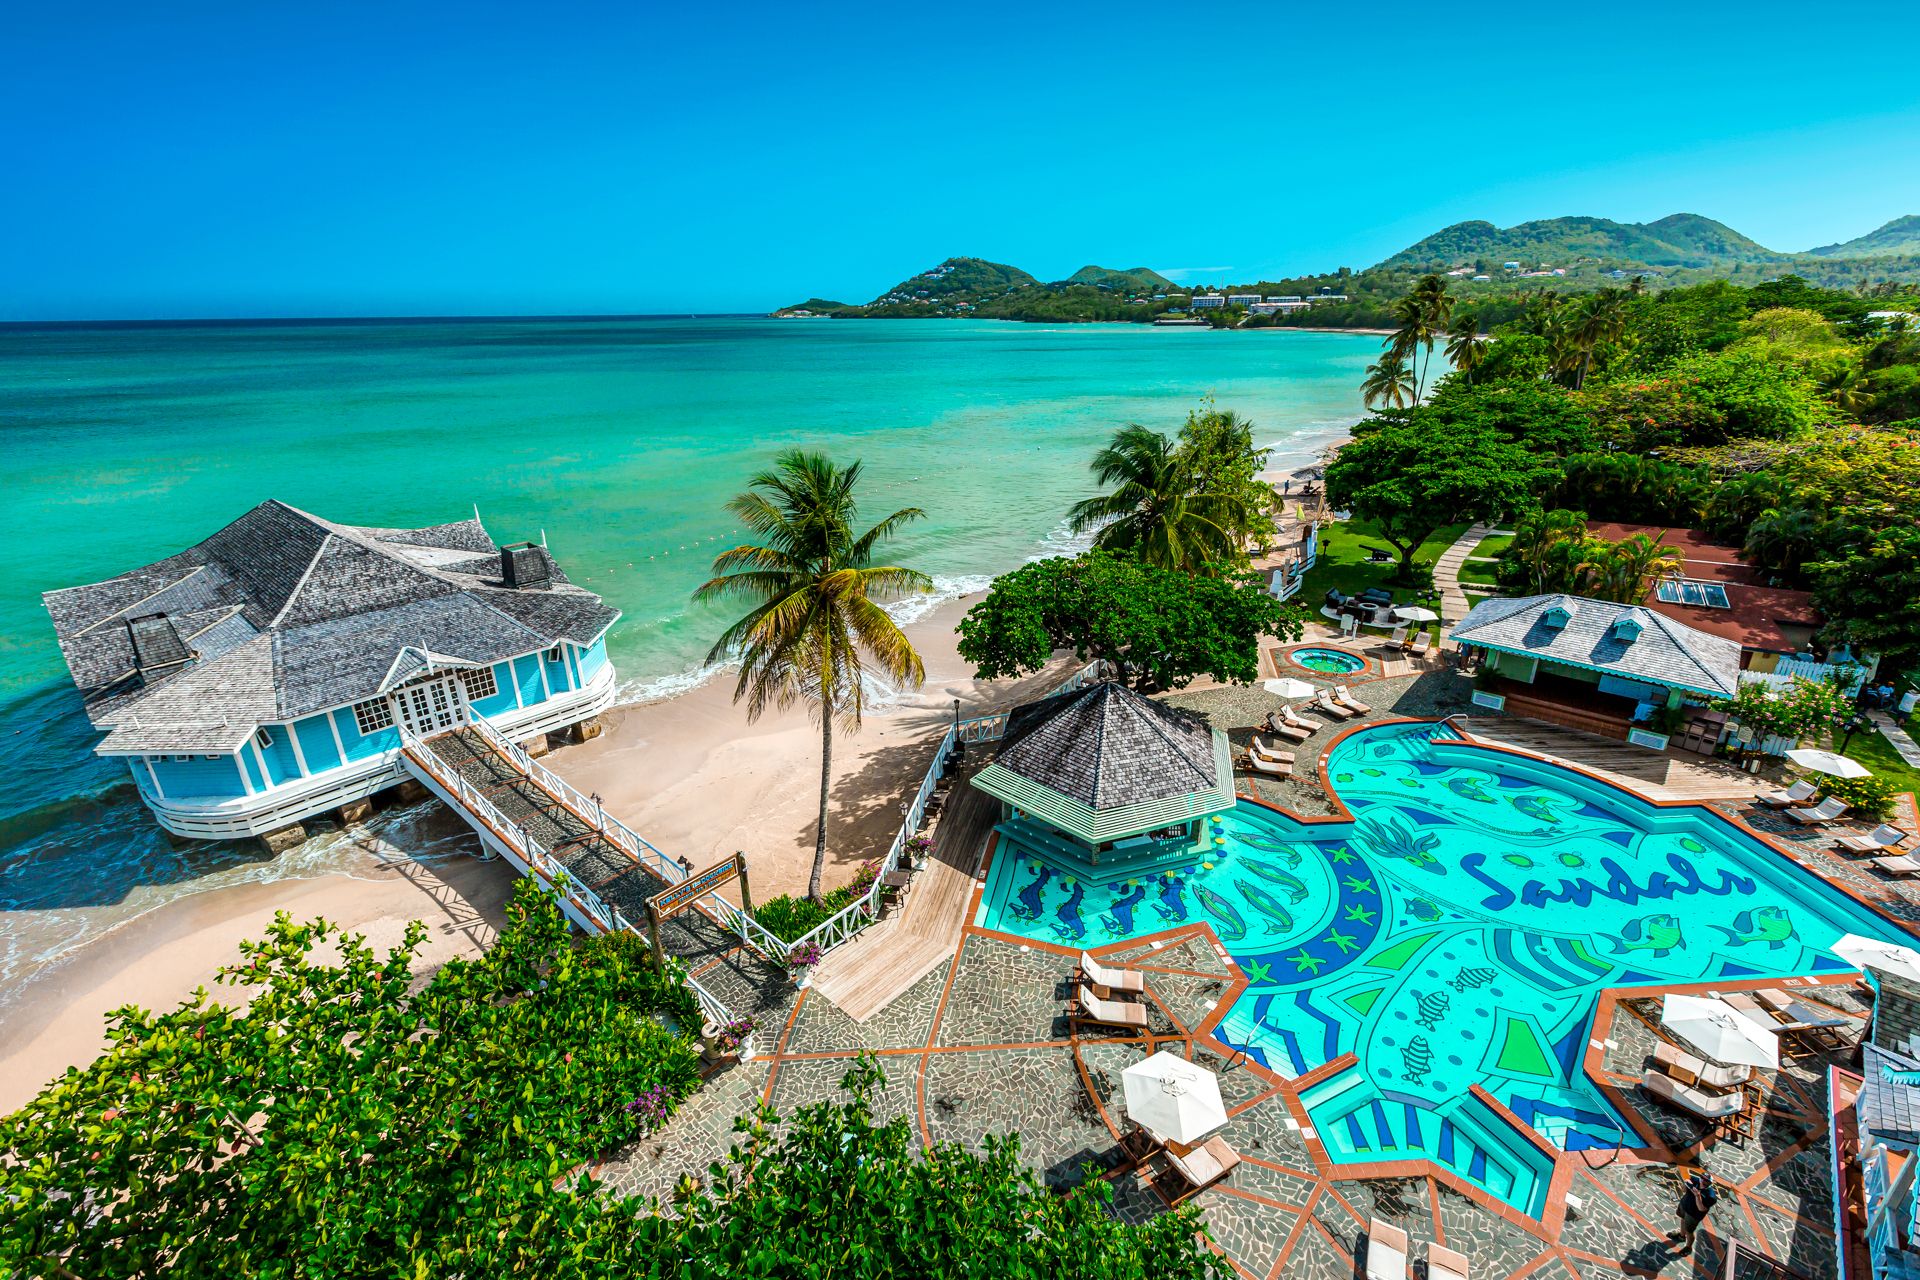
[1028,516,1100,562]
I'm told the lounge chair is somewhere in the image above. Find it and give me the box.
[1070,989,1149,1032]
[1641,1069,1744,1123]
[1252,735,1297,763]
[1077,951,1146,999]
[1653,1040,1750,1092]
[1264,712,1312,742]
[1333,685,1372,715]
[1408,632,1432,658]
[1162,1134,1242,1205]
[1787,796,1849,826]
[1364,1218,1409,1280]
[1838,824,1912,854]
[1427,1244,1470,1280]
[1387,625,1408,648]
[1280,704,1320,734]
[1755,988,1854,1033]
[1242,752,1293,778]
[1760,780,1818,809]
[1312,692,1357,720]
[1875,855,1920,877]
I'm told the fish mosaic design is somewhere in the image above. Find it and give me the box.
[1401,1035,1434,1085]
[1414,990,1451,1031]
[1609,913,1686,958]
[1449,966,1497,993]
[1713,905,1796,950]
[1241,859,1311,904]
[1406,897,1442,922]
[1102,881,1147,935]
[1235,830,1304,867]
[1510,794,1566,824]
[1443,776,1495,804]
[1010,864,1058,920]
[1235,879,1295,937]
[1151,873,1188,923]
[1052,880,1087,942]
[1192,882,1249,942]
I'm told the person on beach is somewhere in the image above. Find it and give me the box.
[1669,1171,1718,1254]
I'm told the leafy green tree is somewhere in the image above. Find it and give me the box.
[1578,349,1834,448]
[1500,508,1595,595]
[1403,380,1596,456]
[1713,675,1860,747]
[1324,420,1558,577]
[1067,423,1240,574]
[1567,289,1629,389]
[1388,275,1454,402]
[1444,315,1490,383]
[1361,351,1416,409]
[1549,453,1712,525]
[1173,405,1280,550]
[0,882,703,1279]
[1811,524,1920,667]
[1577,532,1682,603]
[957,551,1303,693]
[697,450,931,901]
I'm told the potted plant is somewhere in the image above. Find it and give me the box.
[787,941,822,985]
[904,835,934,870]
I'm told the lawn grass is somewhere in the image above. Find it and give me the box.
[1847,727,1920,803]
[1456,563,1501,587]
[1296,518,1469,631]
[1473,533,1515,558]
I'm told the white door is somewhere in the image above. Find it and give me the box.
[391,677,466,737]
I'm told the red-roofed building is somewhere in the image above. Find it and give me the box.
[1586,522,1825,670]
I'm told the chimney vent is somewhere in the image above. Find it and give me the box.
[500,543,552,590]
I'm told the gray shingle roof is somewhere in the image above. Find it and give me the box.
[1451,593,1742,697]
[995,682,1220,809]
[45,501,620,753]
[1858,1043,1920,1149]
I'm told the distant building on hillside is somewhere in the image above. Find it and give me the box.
[1192,295,1227,309]
[1249,301,1311,315]
[1306,295,1347,304]
[1502,261,1521,270]
[1446,268,1473,277]
[1227,293,1262,307]
[1472,275,1492,282]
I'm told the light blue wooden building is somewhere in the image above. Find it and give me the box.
[44,501,620,847]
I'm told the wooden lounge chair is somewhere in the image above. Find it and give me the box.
[1280,704,1320,734]
[1071,989,1149,1032]
[1077,951,1146,999]
[1838,824,1912,854]
[1427,1243,1470,1280]
[1312,692,1357,720]
[1754,988,1854,1046]
[1364,1218,1409,1280]
[1641,1069,1744,1124]
[1252,735,1297,763]
[1264,711,1312,743]
[1652,1041,1750,1092]
[1875,855,1920,877]
[1242,752,1293,778]
[1408,632,1432,658]
[1332,685,1372,715]
[1788,796,1850,826]
[1162,1134,1241,1205]
[1760,780,1818,809]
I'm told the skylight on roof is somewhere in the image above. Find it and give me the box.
[1655,579,1730,609]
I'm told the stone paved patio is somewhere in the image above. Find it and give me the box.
[589,672,1909,1280]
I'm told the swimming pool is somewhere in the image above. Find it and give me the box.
[1289,646,1366,675]
[976,721,1901,1215]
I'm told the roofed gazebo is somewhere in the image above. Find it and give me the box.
[971,681,1234,864]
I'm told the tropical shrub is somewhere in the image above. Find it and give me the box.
[1820,772,1900,821]
[0,880,704,1278]
[1712,677,1857,745]
[1549,452,1712,525]
[1580,349,1833,448]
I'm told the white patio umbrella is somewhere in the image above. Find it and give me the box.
[1661,994,1779,1069]
[1393,606,1440,623]
[1122,1050,1227,1145]
[1264,678,1318,699]
[1831,934,1920,984]
[1784,748,1871,779]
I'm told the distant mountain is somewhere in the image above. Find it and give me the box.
[872,257,1038,305]
[1065,265,1176,292]
[1377,213,1786,271]
[1810,215,1920,258]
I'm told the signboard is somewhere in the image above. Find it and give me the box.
[1470,690,1507,711]
[649,852,744,919]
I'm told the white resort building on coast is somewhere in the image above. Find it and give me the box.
[42,501,619,847]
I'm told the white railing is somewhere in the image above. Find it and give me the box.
[702,890,789,960]
[783,659,1106,960]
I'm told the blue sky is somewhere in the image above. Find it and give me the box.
[4,1,1919,320]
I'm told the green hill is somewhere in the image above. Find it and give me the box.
[1378,213,1788,271]
[1811,215,1920,258]
[873,257,1038,304]
[1065,265,1175,292]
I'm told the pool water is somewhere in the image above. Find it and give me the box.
[1291,646,1366,674]
[976,721,1901,1215]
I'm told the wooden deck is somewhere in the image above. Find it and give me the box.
[1457,716,1767,804]
[807,766,999,1022]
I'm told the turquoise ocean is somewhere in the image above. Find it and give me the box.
[0,316,1377,995]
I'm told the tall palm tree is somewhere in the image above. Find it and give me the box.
[1568,289,1628,389]
[1444,317,1490,384]
[1388,274,1454,402]
[1360,352,1416,410]
[1066,424,1237,573]
[1579,533,1681,604]
[696,450,932,902]
[1514,508,1593,594]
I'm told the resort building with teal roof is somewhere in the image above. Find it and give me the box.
[43,500,619,845]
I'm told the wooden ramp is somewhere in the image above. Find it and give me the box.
[808,767,998,1022]
[1458,716,1765,803]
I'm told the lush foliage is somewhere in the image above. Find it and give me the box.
[1495,510,1681,602]
[697,449,931,900]
[958,551,1302,693]
[754,862,880,942]
[1548,453,1711,525]
[0,882,704,1278]
[1712,676,1859,744]
[1066,411,1274,574]
[1820,771,1900,821]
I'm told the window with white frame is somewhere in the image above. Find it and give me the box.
[352,698,394,734]
[459,667,498,701]
[255,727,275,748]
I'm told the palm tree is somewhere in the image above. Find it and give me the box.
[1444,317,1490,384]
[1513,508,1593,594]
[1388,275,1454,402]
[696,450,932,902]
[1579,533,1681,604]
[1567,289,1627,389]
[1360,352,1416,410]
[1066,424,1237,573]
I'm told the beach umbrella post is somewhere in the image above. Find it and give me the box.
[1783,748,1871,780]
[1122,1050,1228,1148]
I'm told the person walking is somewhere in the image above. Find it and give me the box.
[1669,1170,1719,1254]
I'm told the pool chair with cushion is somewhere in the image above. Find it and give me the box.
[1242,751,1293,778]
[1427,1244,1470,1280]
[1652,1041,1751,1092]
[1838,824,1912,854]
[1407,632,1432,657]
[1641,1069,1745,1125]
[1364,1218,1409,1280]
[1760,780,1818,809]
[1788,796,1850,826]
[1874,855,1920,878]
[1076,951,1146,999]
[1279,704,1320,734]
[1312,691,1358,720]
[1162,1135,1242,1206]
[1263,711,1313,743]
[1070,989,1149,1032]
[1252,735,1297,764]
[1333,685,1372,715]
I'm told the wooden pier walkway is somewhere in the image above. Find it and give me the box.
[807,766,999,1022]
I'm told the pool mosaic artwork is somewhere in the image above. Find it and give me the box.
[1289,646,1367,675]
[976,721,1903,1215]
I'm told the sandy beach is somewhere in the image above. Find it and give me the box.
[0,594,1068,1110]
